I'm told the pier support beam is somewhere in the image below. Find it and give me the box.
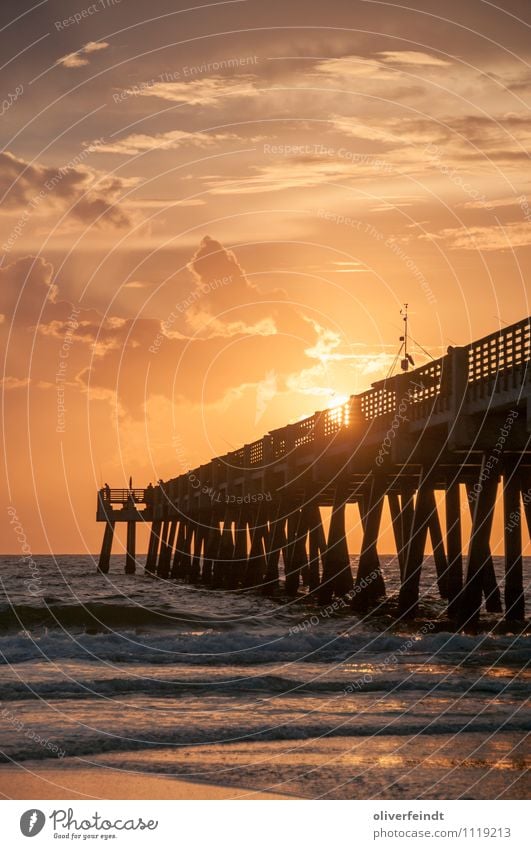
[171,520,185,578]
[219,512,236,588]
[445,481,463,619]
[246,503,267,588]
[285,505,309,596]
[156,520,170,578]
[177,519,192,580]
[388,492,404,578]
[459,458,499,629]
[125,521,136,574]
[400,489,415,578]
[234,509,248,586]
[398,471,434,618]
[284,510,299,594]
[352,480,385,610]
[426,491,449,599]
[264,503,285,591]
[97,519,114,573]
[503,461,525,621]
[308,502,325,593]
[158,520,177,579]
[145,520,161,575]
[203,517,219,585]
[466,484,502,613]
[189,522,202,582]
[321,486,353,603]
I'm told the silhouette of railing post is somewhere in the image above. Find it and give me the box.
[447,346,469,450]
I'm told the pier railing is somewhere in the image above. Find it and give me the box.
[97,317,530,493]
[98,488,150,505]
[211,317,529,471]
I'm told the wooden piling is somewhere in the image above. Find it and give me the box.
[175,519,192,580]
[264,502,285,591]
[202,517,219,585]
[170,520,185,578]
[245,502,267,588]
[388,492,404,578]
[285,506,309,596]
[97,519,114,573]
[426,490,449,599]
[158,520,177,579]
[445,481,463,619]
[398,471,434,618]
[354,480,386,606]
[125,521,136,574]
[503,461,525,621]
[399,489,415,577]
[188,522,201,582]
[213,512,232,588]
[465,483,502,612]
[458,458,499,629]
[233,508,249,586]
[308,502,325,593]
[155,520,170,577]
[321,486,353,603]
[145,520,161,575]
[219,511,236,588]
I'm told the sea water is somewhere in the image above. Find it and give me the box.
[0,555,529,798]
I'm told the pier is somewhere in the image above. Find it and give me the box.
[96,316,531,627]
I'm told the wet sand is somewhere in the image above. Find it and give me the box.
[0,762,296,800]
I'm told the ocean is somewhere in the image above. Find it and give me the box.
[0,555,529,799]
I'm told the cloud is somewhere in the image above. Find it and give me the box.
[378,50,451,67]
[422,221,531,250]
[312,55,394,80]
[0,256,58,321]
[96,129,238,156]
[255,369,278,424]
[204,155,373,195]
[185,235,281,336]
[56,41,109,69]
[0,151,133,228]
[138,76,257,106]
[80,237,324,413]
[0,376,31,390]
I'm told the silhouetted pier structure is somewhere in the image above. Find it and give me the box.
[96,317,531,627]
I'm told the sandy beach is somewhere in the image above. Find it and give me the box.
[0,762,295,800]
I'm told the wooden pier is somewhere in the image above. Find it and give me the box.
[96,317,531,627]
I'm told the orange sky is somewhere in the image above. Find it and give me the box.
[1,0,530,554]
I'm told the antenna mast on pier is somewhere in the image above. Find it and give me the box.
[399,304,415,372]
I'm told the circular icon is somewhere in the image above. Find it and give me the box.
[20,810,46,837]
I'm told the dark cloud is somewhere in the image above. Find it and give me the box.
[0,151,132,227]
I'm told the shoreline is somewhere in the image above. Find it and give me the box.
[0,761,297,800]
